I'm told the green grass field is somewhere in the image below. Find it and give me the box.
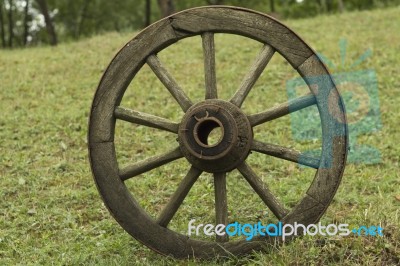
[1,6,399,265]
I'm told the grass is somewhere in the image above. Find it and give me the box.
[1,6,400,265]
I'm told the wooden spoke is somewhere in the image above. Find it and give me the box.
[237,162,288,220]
[248,93,316,127]
[115,106,179,133]
[119,147,183,181]
[146,54,193,112]
[214,172,228,242]
[251,140,320,169]
[230,44,275,107]
[202,32,217,99]
[157,166,202,227]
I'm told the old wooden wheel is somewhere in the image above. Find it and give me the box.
[88,6,348,258]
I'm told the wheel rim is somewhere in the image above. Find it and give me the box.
[88,6,348,258]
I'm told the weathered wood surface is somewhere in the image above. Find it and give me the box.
[296,54,347,206]
[89,18,186,143]
[202,32,218,99]
[247,93,316,127]
[170,7,313,68]
[89,142,190,257]
[119,147,183,181]
[237,162,288,220]
[230,44,275,107]
[147,54,193,112]
[157,166,202,227]
[214,172,228,242]
[251,140,320,169]
[115,106,179,133]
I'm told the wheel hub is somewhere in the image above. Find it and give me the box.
[178,99,253,173]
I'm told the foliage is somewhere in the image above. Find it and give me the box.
[0,0,400,48]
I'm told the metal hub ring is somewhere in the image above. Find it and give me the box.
[179,100,253,173]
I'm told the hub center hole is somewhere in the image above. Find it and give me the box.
[195,118,224,147]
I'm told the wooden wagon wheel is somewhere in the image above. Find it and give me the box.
[88,6,348,259]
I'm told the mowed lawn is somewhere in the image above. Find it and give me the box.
[1,6,399,265]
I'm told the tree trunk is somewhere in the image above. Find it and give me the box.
[23,0,29,46]
[144,0,151,27]
[326,0,332,12]
[206,0,224,4]
[319,0,327,13]
[157,0,175,18]
[36,0,57,46]
[0,1,6,48]
[8,0,13,48]
[76,0,91,38]
[338,0,344,12]
[270,0,275,12]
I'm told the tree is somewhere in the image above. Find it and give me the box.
[338,0,344,12]
[8,0,13,47]
[206,0,224,4]
[36,0,57,45]
[0,0,6,48]
[145,0,151,27]
[326,0,333,12]
[23,0,30,46]
[157,0,175,18]
[76,0,92,38]
[270,0,275,12]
